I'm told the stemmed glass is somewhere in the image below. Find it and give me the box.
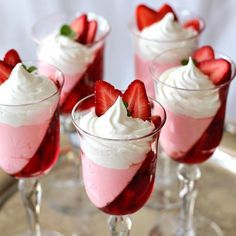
[31,11,110,214]
[128,7,205,210]
[150,47,235,235]
[71,94,166,235]
[0,61,64,236]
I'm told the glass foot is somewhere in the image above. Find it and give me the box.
[149,213,223,236]
[147,152,180,210]
[44,151,95,215]
[14,230,64,236]
[147,180,180,210]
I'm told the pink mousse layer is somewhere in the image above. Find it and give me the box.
[0,121,49,175]
[135,54,155,98]
[81,154,141,208]
[160,107,213,159]
[38,65,83,105]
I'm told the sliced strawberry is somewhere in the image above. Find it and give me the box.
[158,4,178,21]
[86,20,98,44]
[95,80,122,116]
[0,61,13,83]
[136,4,158,30]
[71,14,88,44]
[3,49,21,67]
[198,59,231,85]
[123,80,151,120]
[193,45,215,64]
[150,115,162,129]
[183,19,201,32]
[136,4,177,31]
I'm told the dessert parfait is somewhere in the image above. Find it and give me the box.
[72,79,166,216]
[0,49,63,178]
[32,12,110,114]
[152,45,234,164]
[130,3,204,97]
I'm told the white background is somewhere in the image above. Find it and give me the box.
[0,0,235,123]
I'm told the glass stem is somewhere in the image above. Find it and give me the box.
[177,164,201,236]
[108,215,132,236]
[18,178,42,236]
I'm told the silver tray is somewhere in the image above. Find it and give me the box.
[0,134,236,236]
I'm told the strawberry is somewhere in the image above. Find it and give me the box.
[86,20,98,44]
[123,80,151,120]
[193,45,215,64]
[136,4,158,31]
[136,4,177,31]
[198,59,231,85]
[183,19,201,32]
[3,49,21,67]
[95,80,122,116]
[0,61,13,83]
[150,115,162,128]
[158,4,178,21]
[71,14,88,44]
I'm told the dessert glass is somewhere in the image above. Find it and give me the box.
[150,47,235,235]
[72,94,166,235]
[31,11,110,214]
[129,8,205,210]
[0,61,64,236]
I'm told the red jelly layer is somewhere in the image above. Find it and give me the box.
[100,151,157,215]
[60,46,104,114]
[171,87,229,164]
[13,109,60,178]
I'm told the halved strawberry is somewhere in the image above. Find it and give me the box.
[95,80,122,116]
[71,14,88,44]
[123,80,151,120]
[86,20,98,44]
[4,49,21,67]
[193,45,215,64]
[150,115,162,128]
[158,4,178,21]
[136,4,158,30]
[198,59,231,85]
[0,61,13,83]
[183,19,201,32]
[136,4,177,31]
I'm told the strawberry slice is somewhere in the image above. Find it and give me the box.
[183,19,201,32]
[158,4,178,21]
[123,80,151,120]
[95,80,122,116]
[150,115,162,128]
[71,14,88,44]
[193,46,215,64]
[3,49,21,67]
[0,61,13,83]
[136,4,158,31]
[136,4,177,31]
[86,20,98,44]
[198,59,231,85]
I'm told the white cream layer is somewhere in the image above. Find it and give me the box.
[78,96,155,169]
[0,63,59,127]
[156,58,220,118]
[138,13,198,60]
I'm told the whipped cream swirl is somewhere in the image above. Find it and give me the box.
[138,13,198,60]
[78,96,155,169]
[38,34,95,74]
[155,58,220,118]
[0,63,59,127]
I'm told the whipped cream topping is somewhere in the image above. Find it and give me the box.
[38,34,95,74]
[0,63,59,127]
[78,96,155,169]
[137,13,198,60]
[155,58,220,118]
